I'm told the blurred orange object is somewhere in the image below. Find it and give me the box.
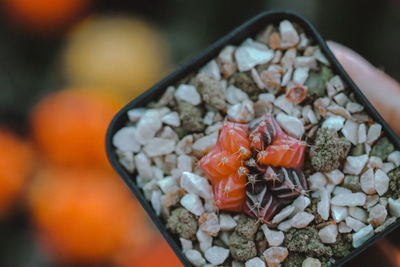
[0,128,33,218]
[3,0,91,35]
[63,16,169,100]
[119,237,182,267]
[28,166,154,264]
[30,89,121,168]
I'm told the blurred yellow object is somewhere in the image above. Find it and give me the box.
[3,0,90,35]
[28,166,155,264]
[30,89,121,169]
[63,16,170,100]
[0,128,33,219]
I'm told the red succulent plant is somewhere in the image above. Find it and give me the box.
[199,115,308,223]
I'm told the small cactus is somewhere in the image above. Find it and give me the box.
[199,114,308,221]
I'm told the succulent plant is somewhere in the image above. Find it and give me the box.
[200,115,308,222]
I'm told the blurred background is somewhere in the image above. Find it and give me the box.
[0,0,399,266]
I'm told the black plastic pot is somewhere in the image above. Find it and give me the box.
[106,9,400,267]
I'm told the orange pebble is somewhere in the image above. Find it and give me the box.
[28,166,154,264]
[30,90,121,169]
[0,128,33,218]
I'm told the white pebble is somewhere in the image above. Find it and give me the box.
[302,105,318,124]
[346,102,364,113]
[317,188,330,220]
[302,257,321,267]
[141,180,157,199]
[192,131,218,155]
[293,67,309,85]
[325,169,345,185]
[274,94,294,115]
[200,59,221,80]
[235,38,274,71]
[204,199,217,213]
[151,190,162,216]
[343,154,369,175]
[383,162,396,173]
[380,197,388,208]
[174,84,201,105]
[162,112,181,127]
[113,127,141,152]
[127,108,146,122]
[277,219,292,232]
[338,221,352,233]
[203,111,215,126]
[258,93,276,102]
[333,186,352,196]
[143,138,175,157]
[276,113,305,138]
[358,124,367,144]
[349,206,368,223]
[180,238,193,252]
[308,172,327,191]
[227,99,255,123]
[279,20,300,48]
[181,172,213,199]
[388,198,400,217]
[334,93,349,106]
[360,168,376,195]
[135,110,163,145]
[135,152,153,180]
[185,249,206,266]
[364,195,380,209]
[204,246,230,265]
[365,143,372,155]
[321,116,345,131]
[318,224,338,244]
[331,205,348,222]
[352,225,374,248]
[388,151,400,167]
[219,231,230,247]
[330,192,366,206]
[330,75,345,92]
[251,68,265,89]
[368,156,383,169]
[295,56,317,69]
[367,124,382,144]
[342,120,358,145]
[225,85,249,104]
[157,177,179,194]
[176,135,193,155]
[118,151,135,173]
[346,216,366,232]
[180,194,204,216]
[261,224,285,247]
[196,229,212,252]
[290,211,314,228]
[245,257,266,267]
[375,169,389,196]
[368,204,387,227]
[263,247,289,267]
[292,196,311,214]
[159,126,178,141]
[205,122,223,135]
[219,214,237,231]
[177,154,193,173]
[272,205,295,224]
[200,213,220,236]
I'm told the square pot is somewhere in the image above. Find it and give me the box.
[106,9,400,266]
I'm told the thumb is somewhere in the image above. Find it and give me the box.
[327,40,400,135]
